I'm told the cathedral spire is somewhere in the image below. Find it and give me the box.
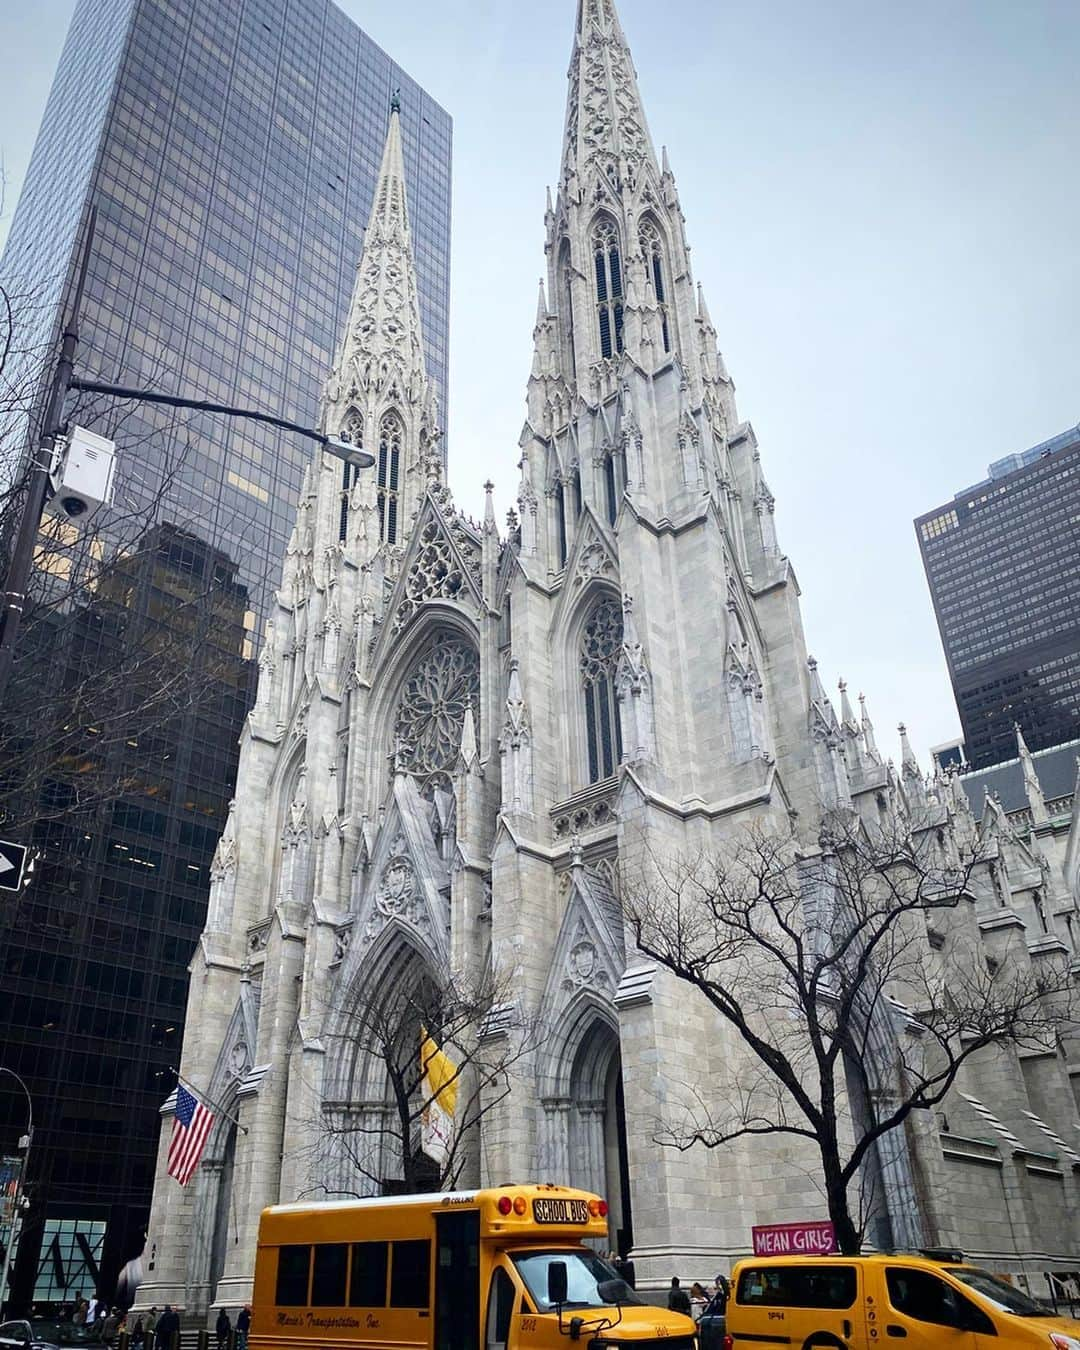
[323,103,431,443]
[562,0,660,197]
[320,103,435,552]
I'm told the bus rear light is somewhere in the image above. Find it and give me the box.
[497,1195,513,1216]
[588,1199,599,1216]
[598,1200,608,1218]
[513,1196,527,1215]
[723,1336,733,1350]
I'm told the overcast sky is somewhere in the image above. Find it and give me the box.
[2,0,1079,767]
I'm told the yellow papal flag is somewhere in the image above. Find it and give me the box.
[420,1027,459,1169]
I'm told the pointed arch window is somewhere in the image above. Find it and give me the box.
[555,480,568,568]
[639,220,671,353]
[377,412,403,545]
[593,220,624,360]
[580,596,624,783]
[338,409,364,543]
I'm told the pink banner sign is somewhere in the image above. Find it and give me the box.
[752,1222,838,1256]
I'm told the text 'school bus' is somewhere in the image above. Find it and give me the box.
[251,1184,697,1350]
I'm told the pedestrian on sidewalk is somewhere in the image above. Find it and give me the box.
[216,1307,232,1350]
[154,1304,180,1350]
[667,1277,692,1316]
[235,1305,250,1350]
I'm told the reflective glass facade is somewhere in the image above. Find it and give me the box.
[0,0,450,1310]
[916,429,1080,769]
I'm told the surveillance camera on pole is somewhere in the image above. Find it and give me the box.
[45,425,116,525]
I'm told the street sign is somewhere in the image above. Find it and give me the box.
[0,840,28,893]
[752,1221,837,1256]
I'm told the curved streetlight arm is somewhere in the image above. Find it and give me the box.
[0,1069,32,1145]
[68,378,376,470]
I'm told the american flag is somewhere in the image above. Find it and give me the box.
[167,1085,214,1186]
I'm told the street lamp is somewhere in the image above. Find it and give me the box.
[0,1068,34,1318]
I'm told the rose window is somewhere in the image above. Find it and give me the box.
[393,636,481,778]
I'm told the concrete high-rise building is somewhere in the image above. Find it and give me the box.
[0,0,450,1309]
[915,425,1080,770]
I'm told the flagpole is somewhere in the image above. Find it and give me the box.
[170,1068,249,1135]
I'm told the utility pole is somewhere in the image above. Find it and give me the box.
[0,208,97,705]
[0,1069,34,1318]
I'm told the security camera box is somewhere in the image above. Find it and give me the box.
[46,425,116,523]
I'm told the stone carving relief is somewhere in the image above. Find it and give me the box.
[393,638,481,780]
[210,802,238,882]
[363,836,429,946]
[573,538,616,589]
[331,922,353,966]
[561,920,613,996]
[500,659,533,816]
[247,921,271,956]
[552,791,617,840]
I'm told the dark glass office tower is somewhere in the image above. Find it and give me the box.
[0,0,450,1310]
[916,425,1080,770]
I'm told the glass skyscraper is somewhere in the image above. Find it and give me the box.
[0,0,450,1309]
[916,425,1080,770]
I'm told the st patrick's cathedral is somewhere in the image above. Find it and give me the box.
[142,0,1080,1311]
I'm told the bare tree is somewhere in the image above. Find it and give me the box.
[623,811,1075,1254]
[311,967,540,1197]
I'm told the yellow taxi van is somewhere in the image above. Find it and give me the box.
[726,1252,1080,1350]
[250,1183,696,1350]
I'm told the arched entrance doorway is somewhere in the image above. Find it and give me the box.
[567,1018,633,1255]
[328,933,447,1197]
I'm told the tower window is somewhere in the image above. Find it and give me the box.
[555,481,568,568]
[593,220,624,360]
[604,452,623,527]
[378,412,403,545]
[639,220,671,353]
[580,596,624,783]
[338,408,363,543]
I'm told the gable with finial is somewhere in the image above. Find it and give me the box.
[337,771,451,985]
[375,492,484,651]
[540,850,626,1022]
[561,500,619,603]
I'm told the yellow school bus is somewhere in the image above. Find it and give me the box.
[251,1183,696,1350]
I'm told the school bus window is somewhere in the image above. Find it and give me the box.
[390,1240,431,1308]
[311,1243,348,1306]
[276,1245,311,1306]
[349,1241,388,1307]
[487,1268,515,1346]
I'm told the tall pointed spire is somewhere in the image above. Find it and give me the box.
[859,693,881,765]
[563,0,660,197]
[318,102,436,554]
[323,104,431,441]
[1016,723,1049,824]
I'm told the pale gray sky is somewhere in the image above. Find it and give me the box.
[3,0,1079,766]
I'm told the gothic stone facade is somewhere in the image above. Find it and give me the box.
[141,0,1080,1313]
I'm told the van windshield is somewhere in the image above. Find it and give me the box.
[511,1250,643,1312]
[947,1268,1046,1317]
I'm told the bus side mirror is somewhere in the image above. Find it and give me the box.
[548,1261,568,1306]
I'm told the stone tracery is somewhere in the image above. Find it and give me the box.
[392,636,481,779]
